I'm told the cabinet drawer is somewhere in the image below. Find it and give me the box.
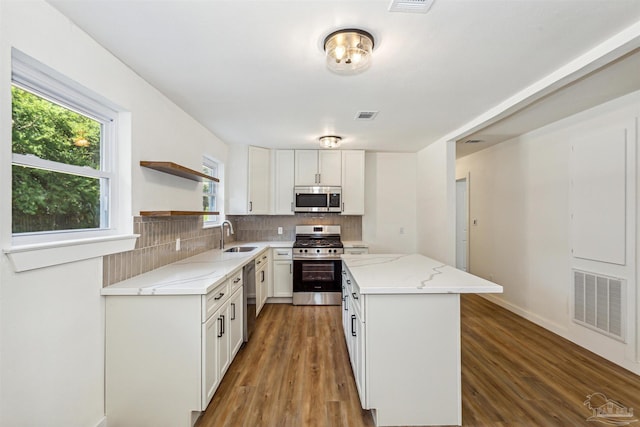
[203,281,230,322]
[344,247,369,255]
[228,270,243,293]
[272,248,293,260]
[343,267,363,317]
[255,252,269,268]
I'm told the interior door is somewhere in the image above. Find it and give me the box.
[456,178,468,271]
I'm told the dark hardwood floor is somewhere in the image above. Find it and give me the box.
[196,295,640,427]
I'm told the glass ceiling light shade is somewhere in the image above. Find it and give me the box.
[319,135,342,149]
[323,29,374,75]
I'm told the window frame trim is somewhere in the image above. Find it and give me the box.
[10,49,123,246]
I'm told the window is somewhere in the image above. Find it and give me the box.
[11,51,117,244]
[203,156,221,226]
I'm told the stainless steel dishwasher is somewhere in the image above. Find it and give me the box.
[243,260,256,342]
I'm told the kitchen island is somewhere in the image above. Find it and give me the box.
[341,253,503,427]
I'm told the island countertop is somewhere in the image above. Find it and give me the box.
[341,253,502,295]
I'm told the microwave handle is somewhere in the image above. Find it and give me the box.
[291,202,294,212]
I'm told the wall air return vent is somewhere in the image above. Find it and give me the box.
[389,0,435,13]
[573,269,625,341]
[355,111,378,121]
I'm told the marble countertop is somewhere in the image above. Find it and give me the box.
[101,241,292,296]
[342,253,503,295]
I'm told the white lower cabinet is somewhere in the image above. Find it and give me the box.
[342,263,462,427]
[106,274,244,427]
[272,248,293,297]
[255,252,270,315]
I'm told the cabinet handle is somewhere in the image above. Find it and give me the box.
[351,315,356,337]
[342,202,344,212]
[249,201,253,212]
[231,303,236,320]
[291,202,294,212]
[233,277,241,283]
[289,264,292,274]
[221,314,225,335]
[214,292,225,300]
[346,279,351,285]
[352,292,358,300]
[262,255,267,260]
[217,317,223,338]
[261,270,265,282]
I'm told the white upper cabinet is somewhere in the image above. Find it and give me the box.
[272,150,295,215]
[247,146,271,214]
[341,150,365,215]
[294,150,342,186]
[226,145,271,215]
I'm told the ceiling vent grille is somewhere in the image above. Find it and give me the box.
[573,269,625,342]
[388,0,435,14]
[355,111,378,121]
[463,139,483,144]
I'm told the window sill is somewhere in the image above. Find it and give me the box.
[4,234,139,272]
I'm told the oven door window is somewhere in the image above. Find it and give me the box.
[301,262,335,282]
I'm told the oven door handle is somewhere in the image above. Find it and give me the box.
[293,256,343,261]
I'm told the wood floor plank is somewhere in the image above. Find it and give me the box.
[197,296,640,427]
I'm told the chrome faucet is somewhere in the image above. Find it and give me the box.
[220,220,234,250]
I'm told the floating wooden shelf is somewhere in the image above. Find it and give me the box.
[140,161,219,182]
[139,211,220,217]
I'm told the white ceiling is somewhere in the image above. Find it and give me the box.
[48,0,640,153]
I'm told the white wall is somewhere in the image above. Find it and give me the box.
[416,140,456,265]
[0,2,229,425]
[456,91,640,375]
[363,152,418,253]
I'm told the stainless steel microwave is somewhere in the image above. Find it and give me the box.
[294,186,342,212]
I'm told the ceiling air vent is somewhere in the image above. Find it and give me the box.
[388,0,435,14]
[355,111,378,121]
[463,139,483,144]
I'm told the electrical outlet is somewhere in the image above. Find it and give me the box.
[278,227,283,235]
[473,219,478,226]
[176,238,181,251]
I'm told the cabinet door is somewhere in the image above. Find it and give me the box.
[273,260,293,297]
[318,150,342,186]
[202,312,220,409]
[294,150,319,185]
[341,150,365,214]
[352,305,366,407]
[229,288,244,358]
[248,146,270,214]
[273,150,295,215]
[217,301,231,377]
[256,265,268,316]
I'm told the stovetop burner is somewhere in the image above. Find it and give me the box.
[294,238,343,248]
[293,225,344,258]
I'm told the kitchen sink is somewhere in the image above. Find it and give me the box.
[224,246,257,253]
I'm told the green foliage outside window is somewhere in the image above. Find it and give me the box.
[12,86,103,233]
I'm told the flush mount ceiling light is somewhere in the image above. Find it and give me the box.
[323,28,374,75]
[319,135,342,149]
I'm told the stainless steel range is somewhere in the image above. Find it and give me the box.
[292,225,344,305]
